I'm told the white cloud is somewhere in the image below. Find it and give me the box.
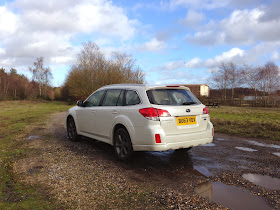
[185,43,280,70]
[271,51,279,61]
[162,0,229,10]
[0,0,139,71]
[138,38,166,52]
[180,10,205,27]
[153,60,185,71]
[185,48,245,69]
[0,6,18,39]
[162,0,262,10]
[205,48,244,67]
[187,7,280,45]
[185,57,203,68]
[0,48,5,55]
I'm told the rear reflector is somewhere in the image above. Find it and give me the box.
[212,127,214,137]
[203,106,209,114]
[155,134,161,143]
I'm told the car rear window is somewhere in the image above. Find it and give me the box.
[147,89,201,105]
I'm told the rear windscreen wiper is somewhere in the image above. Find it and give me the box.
[182,102,197,105]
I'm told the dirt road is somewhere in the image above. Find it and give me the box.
[14,112,280,209]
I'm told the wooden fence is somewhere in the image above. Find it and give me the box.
[201,99,280,108]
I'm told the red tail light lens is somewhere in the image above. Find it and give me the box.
[203,107,209,114]
[139,108,171,120]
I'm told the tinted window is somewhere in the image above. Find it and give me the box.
[125,90,141,105]
[147,89,201,105]
[83,90,105,107]
[102,89,122,106]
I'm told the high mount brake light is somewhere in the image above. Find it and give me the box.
[166,85,180,87]
[203,107,209,114]
[139,108,171,121]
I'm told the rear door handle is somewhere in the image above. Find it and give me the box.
[112,110,118,115]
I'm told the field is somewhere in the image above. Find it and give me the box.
[209,106,280,140]
[0,101,71,209]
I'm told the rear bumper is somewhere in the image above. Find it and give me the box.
[133,137,213,151]
[132,122,213,151]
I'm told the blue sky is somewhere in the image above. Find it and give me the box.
[0,0,280,87]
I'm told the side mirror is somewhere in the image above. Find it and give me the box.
[77,100,84,107]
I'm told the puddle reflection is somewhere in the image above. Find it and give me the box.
[235,147,257,152]
[27,135,40,140]
[247,140,280,149]
[273,152,280,157]
[201,143,215,147]
[215,138,227,141]
[242,174,280,190]
[195,181,270,210]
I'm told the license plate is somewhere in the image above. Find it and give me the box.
[177,116,197,126]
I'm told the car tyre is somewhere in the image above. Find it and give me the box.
[67,117,80,142]
[114,128,133,161]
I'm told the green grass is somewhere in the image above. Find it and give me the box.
[209,106,280,140]
[0,101,72,209]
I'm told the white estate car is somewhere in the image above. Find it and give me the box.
[65,84,214,160]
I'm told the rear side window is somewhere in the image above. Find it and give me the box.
[102,89,122,106]
[147,89,201,106]
[125,90,141,105]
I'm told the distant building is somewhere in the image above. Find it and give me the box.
[180,84,210,97]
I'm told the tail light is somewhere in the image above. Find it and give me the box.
[139,108,171,121]
[203,107,209,114]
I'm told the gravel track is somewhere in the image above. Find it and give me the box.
[13,112,280,209]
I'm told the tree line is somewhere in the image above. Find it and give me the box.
[209,61,280,100]
[0,57,53,100]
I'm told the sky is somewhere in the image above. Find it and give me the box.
[0,0,280,87]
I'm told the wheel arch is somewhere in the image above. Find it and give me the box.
[112,123,135,145]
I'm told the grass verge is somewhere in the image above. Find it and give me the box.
[0,101,72,209]
[209,106,280,140]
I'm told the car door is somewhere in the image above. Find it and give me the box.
[75,90,106,135]
[94,89,123,142]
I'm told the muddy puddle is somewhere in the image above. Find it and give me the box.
[26,135,40,140]
[243,174,280,190]
[215,138,227,141]
[201,143,215,147]
[247,140,280,149]
[272,152,280,157]
[195,181,270,210]
[193,166,212,177]
[235,147,257,152]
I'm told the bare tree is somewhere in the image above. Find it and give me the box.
[29,57,52,98]
[227,62,243,99]
[241,65,261,98]
[258,61,280,99]
[209,62,230,100]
